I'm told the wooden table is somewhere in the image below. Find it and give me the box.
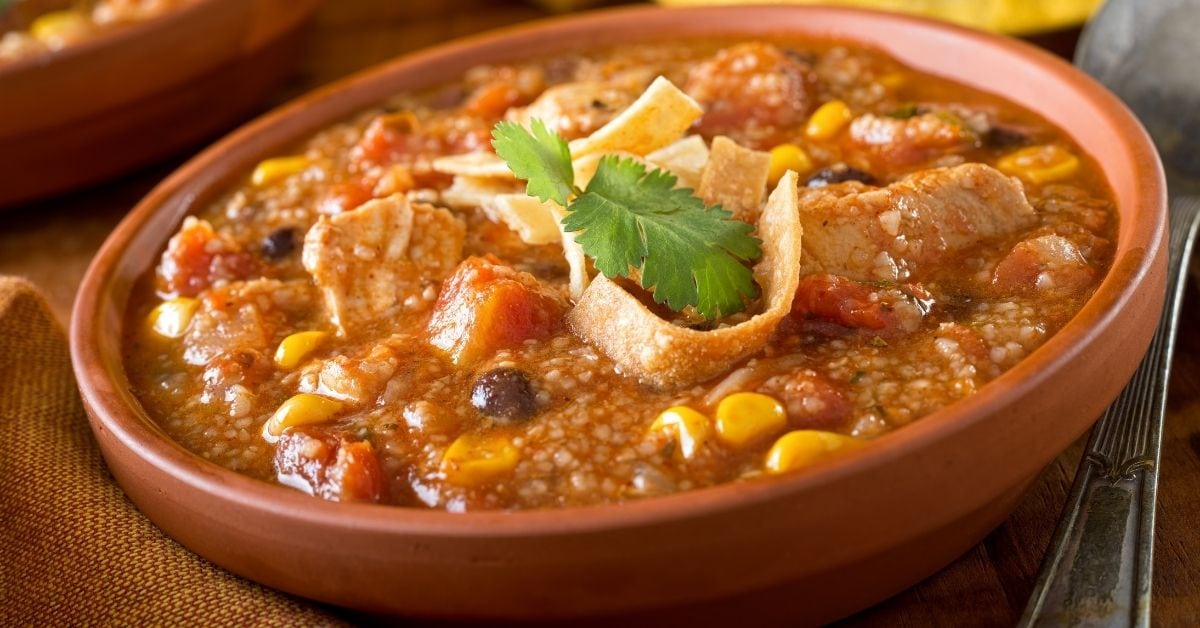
[2,1,1197,624]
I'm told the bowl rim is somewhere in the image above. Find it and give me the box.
[0,0,223,78]
[70,4,1166,537]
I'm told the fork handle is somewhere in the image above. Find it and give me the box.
[1020,196,1200,627]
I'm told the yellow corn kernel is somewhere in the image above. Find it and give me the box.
[996,144,1080,184]
[441,433,520,487]
[261,393,343,442]
[877,72,907,90]
[31,10,89,46]
[767,144,814,185]
[147,297,198,339]
[805,100,853,141]
[765,430,863,474]
[273,331,329,370]
[649,406,712,460]
[251,155,311,187]
[715,392,788,448]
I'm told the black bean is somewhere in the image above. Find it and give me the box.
[805,165,878,188]
[261,227,296,260]
[471,368,538,421]
[984,126,1029,149]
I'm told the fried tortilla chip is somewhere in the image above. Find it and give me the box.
[431,151,512,178]
[568,76,704,158]
[567,171,803,389]
[441,175,522,209]
[481,194,562,245]
[698,136,771,223]
[646,135,710,190]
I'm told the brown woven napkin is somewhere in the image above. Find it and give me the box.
[0,277,346,626]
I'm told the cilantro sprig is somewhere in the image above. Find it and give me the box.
[492,120,762,320]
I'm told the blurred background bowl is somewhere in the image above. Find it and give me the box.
[0,0,319,208]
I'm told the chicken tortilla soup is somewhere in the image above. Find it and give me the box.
[124,39,1116,511]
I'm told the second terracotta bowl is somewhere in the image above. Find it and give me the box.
[70,6,1166,623]
[0,0,319,207]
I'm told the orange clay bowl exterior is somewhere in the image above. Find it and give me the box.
[0,0,319,207]
[69,6,1167,623]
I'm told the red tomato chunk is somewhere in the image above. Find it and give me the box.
[274,429,385,503]
[157,218,256,297]
[427,256,565,365]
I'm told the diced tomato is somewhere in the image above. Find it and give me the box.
[157,218,256,297]
[354,110,493,168]
[319,180,375,215]
[992,235,1095,296]
[274,429,384,503]
[685,42,817,147]
[791,274,899,332]
[463,81,526,118]
[428,256,564,365]
[758,369,852,430]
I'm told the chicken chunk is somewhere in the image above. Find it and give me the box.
[183,279,314,367]
[181,279,316,416]
[507,81,638,140]
[297,343,399,406]
[797,163,1037,282]
[303,194,466,333]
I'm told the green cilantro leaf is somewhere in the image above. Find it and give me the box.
[491,120,763,321]
[564,156,761,319]
[491,119,576,207]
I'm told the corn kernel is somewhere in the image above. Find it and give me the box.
[441,433,520,487]
[765,430,863,474]
[273,331,329,370]
[715,392,787,448]
[650,406,711,460]
[251,155,312,187]
[805,100,853,141]
[767,144,814,185]
[31,10,89,47]
[261,393,343,442]
[147,297,198,339]
[877,72,907,90]
[996,145,1080,184]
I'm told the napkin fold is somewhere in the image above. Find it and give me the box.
[0,277,343,625]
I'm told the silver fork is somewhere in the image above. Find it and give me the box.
[1020,0,1200,625]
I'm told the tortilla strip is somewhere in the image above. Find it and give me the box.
[646,135,709,190]
[568,76,704,158]
[567,171,803,389]
[441,175,521,209]
[481,194,562,245]
[431,151,512,178]
[434,76,703,183]
[548,204,590,300]
[698,136,771,223]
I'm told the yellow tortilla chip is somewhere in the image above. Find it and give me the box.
[568,76,704,158]
[646,135,710,190]
[566,172,804,389]
[431,151,512,178]
[481,194,562,245]
[441,175,521,209]
[698,136,771,223]
[548,204,590,301]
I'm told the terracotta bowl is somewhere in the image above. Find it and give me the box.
[69,5,1166,623]
[0,0,319,207]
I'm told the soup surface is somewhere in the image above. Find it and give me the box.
[124,38,1116,511]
